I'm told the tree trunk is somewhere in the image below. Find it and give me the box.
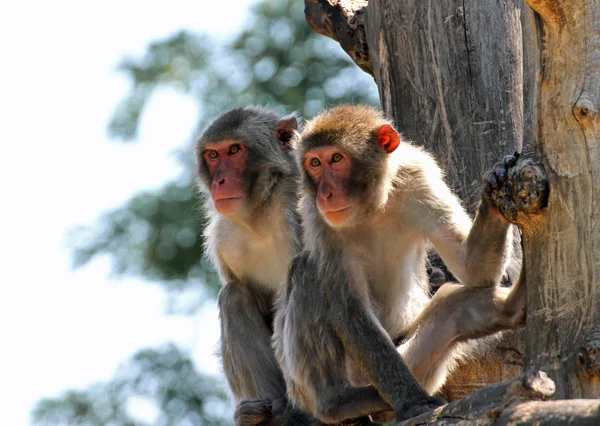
[306,0,535,399]
[304,0,600,421]
[521,0,600,399]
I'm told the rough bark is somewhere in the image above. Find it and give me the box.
[304,0,372,75]
[397,371,600,426]
[521,0,600,398]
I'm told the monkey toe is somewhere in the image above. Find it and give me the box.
[395,396,445,422]
[235,399,273,426]
[577,331,600,379]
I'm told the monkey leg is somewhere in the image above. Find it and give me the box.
[312,385,392,425]
[401,282,526,394]
[332,296,445,422]
[218,282,286,426]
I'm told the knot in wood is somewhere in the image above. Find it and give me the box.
[501,371,556,408]
[577,329,600,379]
[573,98,596,123]
[515,370,556,400]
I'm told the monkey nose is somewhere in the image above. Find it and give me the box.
[320,190,333,200]
[218,178,225,185]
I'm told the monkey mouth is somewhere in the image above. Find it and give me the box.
[322,206,353,225]
[214,196,242,202]
[214,197,244,215]
[323,206,350,214]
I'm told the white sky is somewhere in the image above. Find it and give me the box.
[0,0,257,424]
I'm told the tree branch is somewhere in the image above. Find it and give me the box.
[394,371,600,425]
[304,0,372,75]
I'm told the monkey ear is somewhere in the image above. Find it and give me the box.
[376,124,401,153]
[275,116,299,149]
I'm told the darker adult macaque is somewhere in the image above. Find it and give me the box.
[274,105,541,424]
[195,106,309,426]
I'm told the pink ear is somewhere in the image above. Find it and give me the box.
[275,116,299,149]
[376,124,400,153]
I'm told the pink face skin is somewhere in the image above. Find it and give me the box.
[203,139,249,215]
[304,146,354,226]
[303,125,401,227]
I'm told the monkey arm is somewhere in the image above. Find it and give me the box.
[330,269,445,420]
[218,282,287,403]
[407,179,512,288]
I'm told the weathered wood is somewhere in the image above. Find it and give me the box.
[521,0,600,398]
[396,371,600,425]
[304,0,372,75]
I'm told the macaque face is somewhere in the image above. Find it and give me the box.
[304,146,355,227]
[202,139,249,215]
[302,124,400,228]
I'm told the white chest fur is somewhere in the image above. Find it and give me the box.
[215,218,293,292]
[355,226,430,335]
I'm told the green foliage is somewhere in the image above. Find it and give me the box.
[73,0,378,294]
[69,183,219,295]
[33,345,232,426]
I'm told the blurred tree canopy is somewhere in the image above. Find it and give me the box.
[70,0,378,299]
[34,0,378,424]
[33,345,230,426]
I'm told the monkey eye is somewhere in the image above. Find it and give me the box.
[229,144,241,155]
[331,153,343,163]
[310,158,321,168]
[208,150,219,160]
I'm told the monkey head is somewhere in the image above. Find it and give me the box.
[195,106,299,217]
[298,105,401,228]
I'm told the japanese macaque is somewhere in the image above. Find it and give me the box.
[195,106,309,426]
[273,105,537,424]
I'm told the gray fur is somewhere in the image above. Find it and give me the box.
[195,107,312,426]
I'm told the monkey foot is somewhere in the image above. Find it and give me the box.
[235,399,273,426]
[483,151,549,225]
[578,330,600,379]
[394,396,446,422]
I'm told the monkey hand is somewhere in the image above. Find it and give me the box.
[235,399,273,426]
[483,152,549,226]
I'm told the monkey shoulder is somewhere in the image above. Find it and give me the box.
[394,143,444,183]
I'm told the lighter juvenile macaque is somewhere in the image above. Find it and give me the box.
[274,105,537,424]
[195,106,310,426]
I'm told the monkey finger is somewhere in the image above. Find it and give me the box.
[492,161,510,183]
